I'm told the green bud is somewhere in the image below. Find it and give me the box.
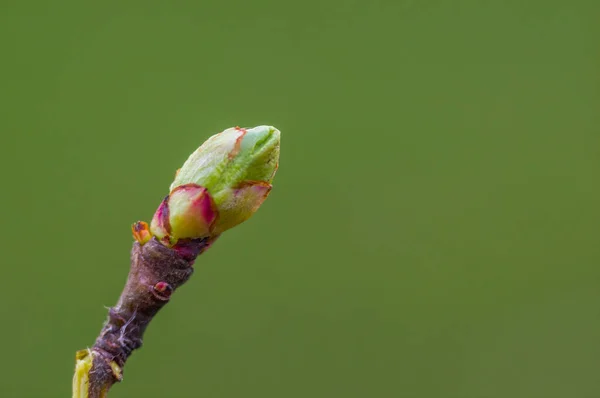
[149,126,280,257]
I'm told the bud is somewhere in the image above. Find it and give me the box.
[149,125,280,254]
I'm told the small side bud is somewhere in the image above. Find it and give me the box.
[132,221,151,245]
[151,281,173,301]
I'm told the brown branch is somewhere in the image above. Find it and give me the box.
[78,237,208,398]
[73,125,280,397]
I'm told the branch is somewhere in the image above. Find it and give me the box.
[73,238,201,397]
[73,126,280,397]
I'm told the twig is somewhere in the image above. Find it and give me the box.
[73,238,200,397]
[73,125,280,397]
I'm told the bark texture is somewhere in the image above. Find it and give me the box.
[83,237,206,398]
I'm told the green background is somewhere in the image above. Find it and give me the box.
[1,1,599,397]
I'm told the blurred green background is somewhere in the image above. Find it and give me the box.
[1,1,599,397]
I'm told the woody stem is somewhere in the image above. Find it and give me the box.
[73,237,207,398]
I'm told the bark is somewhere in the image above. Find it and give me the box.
[82,237,207,398]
